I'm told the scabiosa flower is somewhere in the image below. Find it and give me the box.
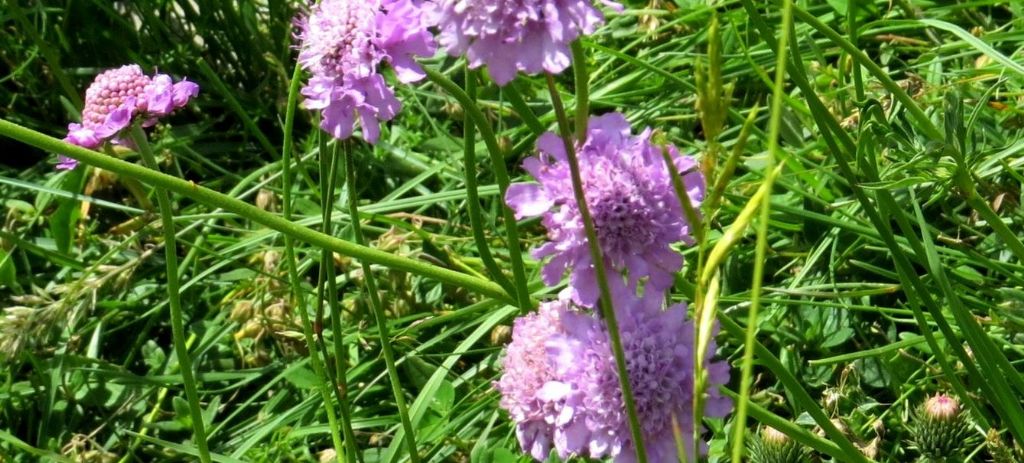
[437,0,619,85]
[59,64,199,169]
[543,284,731,462]
[505,112,705,306]
[296,0,436,142]
[494,300,568,460]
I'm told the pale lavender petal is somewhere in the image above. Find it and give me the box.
[505,183,553,219]
[55,156,79,170]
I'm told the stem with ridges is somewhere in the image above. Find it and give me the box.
[545,74,648,463]
[129,125,211,463]
[345,142,420,463]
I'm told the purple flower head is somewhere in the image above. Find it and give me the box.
[437,0,620,85]
[494,300,569,460]
[505,112,705,307]
[59,64,199,170]
[296,0,436,143]
[543,282,731,462]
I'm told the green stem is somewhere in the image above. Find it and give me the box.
[423,67,531,309]
[544,74,647,463]
[730,0,792,459]
[657,145,705,460]
[0,118,513,304]
[344,143,420,463]
[129,125,211,463]
[282,64,352,460]
[503,82,546,136]
[571,41,589,141]
[461,67,516,298]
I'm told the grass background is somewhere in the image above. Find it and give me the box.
[3,0,1024,461]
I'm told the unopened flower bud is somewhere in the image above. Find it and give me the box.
[911,394,975,460]
[748,425,808,463]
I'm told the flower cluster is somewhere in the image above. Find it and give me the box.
[59,65,199,169]
[436,0,619,85]
[498,111,727,461]
[295,0,436,142]
[506,112,705,307]
[496,283,730,461]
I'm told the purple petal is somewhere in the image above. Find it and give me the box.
[55,156,79,170]
[144,74,175,115]
[172,79,200,107]
[505,183,553,219]
[64,123,100,149]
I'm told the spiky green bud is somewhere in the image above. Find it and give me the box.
[748,426,809,463]
[910,394,974,461]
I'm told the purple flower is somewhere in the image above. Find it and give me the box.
[437,0,620,85]
[58,64,199,170]
[494,301,569,460]
[505,112,705,307]
[542,283,731,462]
[296,0,436,142]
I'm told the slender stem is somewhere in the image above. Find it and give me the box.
[319,139,362,463]
[503,82,546,136]
[0,118,514,304]
[344,143,420,463]
[571,40,589,141]
[545,74,647,463]
[423,67,531,309]
[282,64,351,459]
[657,145,705,460]
[129,126,211,463]
[729,0,792,459]
[460,67,516,298]
[847,2,865,101]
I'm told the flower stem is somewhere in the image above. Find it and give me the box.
[729,0,793,459]
[460,66,517,298]
[0,118,514,304]
[571,41,589,141]
[282,64,353,460]
[544,74,648,463]
[129,125,211,463]
[344,142,420,463]
[423,67,531,310]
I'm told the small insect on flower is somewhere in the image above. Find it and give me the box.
[59,65,199,170]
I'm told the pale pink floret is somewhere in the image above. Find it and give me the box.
[494,300,567,460]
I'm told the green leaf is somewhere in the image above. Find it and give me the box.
[0,248,16,289]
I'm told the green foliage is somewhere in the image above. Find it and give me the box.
[2,0,1024,462]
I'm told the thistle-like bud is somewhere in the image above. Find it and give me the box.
[748,426,809,463]
[910,394,974,461]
